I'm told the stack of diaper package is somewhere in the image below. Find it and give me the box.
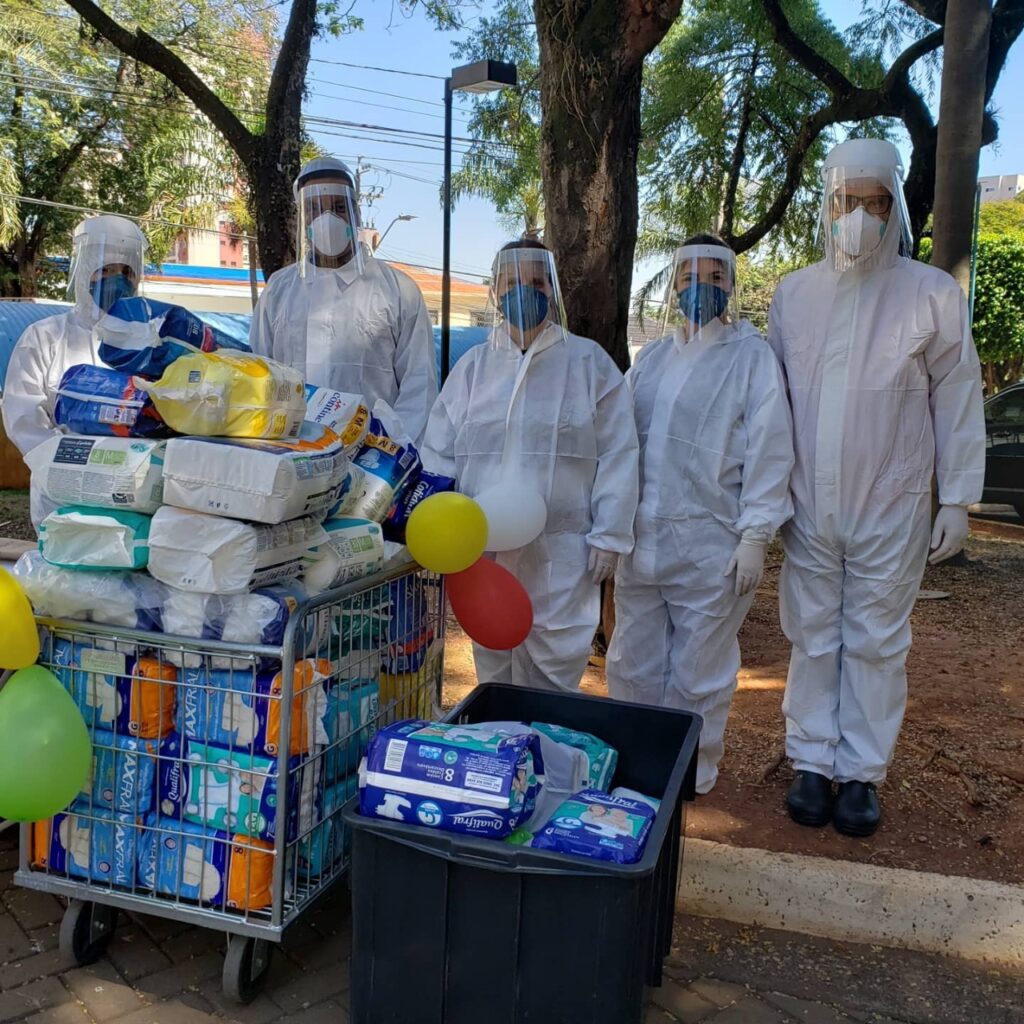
[19,298,457,912]
[358,719,662,865]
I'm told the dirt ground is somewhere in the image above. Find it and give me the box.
[0,489,34,541]
[443,525,1024,885]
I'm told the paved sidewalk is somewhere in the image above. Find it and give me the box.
[2,833,1020,1023]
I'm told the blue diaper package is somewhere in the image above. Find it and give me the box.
[83,729,173,814]
[137,817,275,910]
[296,776,359,880]
[54,363,169,437]
[97,296,249,377]
[323,677,380,786]
[34,802,140,887]
[359,720,542,839]
[156,735,310,843]
[382,469,456,544]
[531,721,618,791]
[332,417,420,523]
[530,788,658,865]
[384,576,434,674]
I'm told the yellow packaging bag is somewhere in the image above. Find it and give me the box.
[137,350,306,439]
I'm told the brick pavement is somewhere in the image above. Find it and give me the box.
[2,832,1017,1024]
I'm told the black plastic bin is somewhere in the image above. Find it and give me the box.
[342,683,701,1024]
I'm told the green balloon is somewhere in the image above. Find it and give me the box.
[0,665,91,821]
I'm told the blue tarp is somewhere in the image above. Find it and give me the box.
[0,301,488,390]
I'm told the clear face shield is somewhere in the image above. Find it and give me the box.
[67,218,146,318]
[660,244,739,339]
[487,247,568,351]
[818,166,913,272]
[297,180,363,277]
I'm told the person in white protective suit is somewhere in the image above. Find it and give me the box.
[768,138,985,836]
[250,157,437,442]
[421,239,639,692]
[2,215,146,526]
[606,235,794,794]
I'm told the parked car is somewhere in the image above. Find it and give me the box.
[982,381,1024,521]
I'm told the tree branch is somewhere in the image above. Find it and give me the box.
[986,0,1024,104]
[899,0,948,24]
[623,0,685,65]
[62,0,256,166]
[722,47,759,238]
[760,0,855,96]
[266,0,318,138]
[882,26,945,91]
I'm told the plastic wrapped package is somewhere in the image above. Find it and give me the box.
[39,506,151,570]
[136,349,305,440]
[530,789,658,864]
[331,418,420,523]
[33,804,140,887]
[80,729,174,815]
[26,436,165,515]
[97,296,249,377]
[385,575,434,674]
[148,508,326,594]
[531,722,618,791]
[304,387,371,457]
[382,469,456,544]
[53,364,168,438]
[162,425,349,525]
[322,661,381,786]
[14,550,164,631]
[295,775,359,881]
[303,518,385,594]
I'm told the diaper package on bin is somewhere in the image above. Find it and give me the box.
[178,659,330,757]
[162,425,349,524]
[14,551,164,631]
[359,720,541,838]
[303,518,385,594]
[26,436,165,514]
[531,789,657,865]
[148,507,326,594]
[304,387,371,457]
[82,729,171,814]
[33,803,139,887]
[332,419,419,523]
[531,721,618,791]
[98,297,249,377]
[137,349,305,440]
[53,639,176,738]
[157,736,308,842]
[383,470,456,544]
[39,506,151,571]
[137,818,274,910]
[54,364,168,438]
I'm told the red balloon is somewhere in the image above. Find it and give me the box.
[447,557,533,650]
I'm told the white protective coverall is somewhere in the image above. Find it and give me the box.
[250,254,437,443]
[607,318,794,793]
[2,215,146,526]
[768,145,985,785]
[421,323,639,692]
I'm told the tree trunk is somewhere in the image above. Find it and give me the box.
[248,145,301,281]
[534,0,682,371]
[930,0,993,290]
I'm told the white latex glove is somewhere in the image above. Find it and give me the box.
[929,505,969,564]
[587,547,618,585]
[724,539,766,596]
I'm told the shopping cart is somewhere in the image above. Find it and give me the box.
[14,562,445,1002]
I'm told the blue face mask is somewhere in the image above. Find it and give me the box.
[500,284,549,331]
[91,273,135,312]
[676,282,729,326]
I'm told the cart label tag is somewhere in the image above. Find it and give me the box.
[81,649,128,677]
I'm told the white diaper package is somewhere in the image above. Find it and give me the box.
[162,425,350,525]
[304,387,371,457]
[148,508,326,594]
[39,506,151,570]
[26,435,165,514]
[304,518,385,594]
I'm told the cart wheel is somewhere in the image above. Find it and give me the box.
[59,900,117,966]
[223,935,272,1004]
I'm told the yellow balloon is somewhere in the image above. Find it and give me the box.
[0,567,40,670]
[405,492,488,575]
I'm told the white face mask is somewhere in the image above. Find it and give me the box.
[831,206,886,258]
[309,212,353,258]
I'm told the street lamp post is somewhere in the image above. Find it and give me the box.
[442,59,517,384]
[376,213,416,251]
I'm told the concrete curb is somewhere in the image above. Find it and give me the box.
[678,838,1024,966]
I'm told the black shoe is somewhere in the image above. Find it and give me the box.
[833,781,881,837]
[786,771,833,827]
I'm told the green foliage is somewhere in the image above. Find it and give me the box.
[978,194,1024,238]
[449,0,542,238]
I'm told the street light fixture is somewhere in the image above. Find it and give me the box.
[376,213,417,251]
[442,59,517,383]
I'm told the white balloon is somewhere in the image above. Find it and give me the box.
[474,481,547,552]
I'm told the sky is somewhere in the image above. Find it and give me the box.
[302,0,1024,289]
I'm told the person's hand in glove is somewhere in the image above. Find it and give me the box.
[725,538,767,596]
[588,547,618,585]
[929,505,969,564]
